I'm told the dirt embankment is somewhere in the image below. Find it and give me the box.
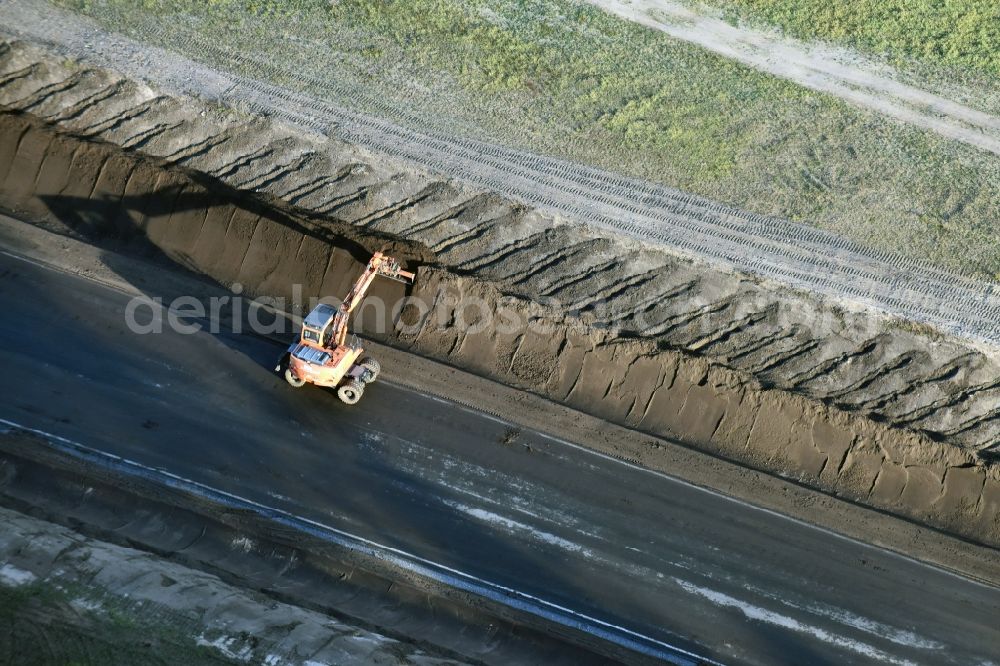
[1,108,997,550]
[1,39,998,465]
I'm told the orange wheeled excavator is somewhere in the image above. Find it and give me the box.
[275,251,414,404]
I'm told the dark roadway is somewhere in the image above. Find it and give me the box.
[0,248,997,665]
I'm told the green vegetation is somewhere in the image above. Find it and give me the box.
[706,0,1000,78]
[0,582,234,665]
[52,0,1000,279]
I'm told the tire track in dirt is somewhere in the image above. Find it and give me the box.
[2,2,999,345]
[184,48,1000,344]
[3,111,999,544]
[592,0,1000,156]
[0,40,998,459]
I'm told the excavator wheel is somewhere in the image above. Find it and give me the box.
[284,367,306,388]
[358,357,381,383]
[337,379,365,405]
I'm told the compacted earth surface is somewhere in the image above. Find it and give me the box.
[1,1,999,663]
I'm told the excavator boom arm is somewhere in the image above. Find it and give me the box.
[330,251,414,346]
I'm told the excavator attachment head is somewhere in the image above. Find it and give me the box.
[371,251,415,284]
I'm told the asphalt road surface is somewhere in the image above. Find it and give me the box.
[0,247,997,665]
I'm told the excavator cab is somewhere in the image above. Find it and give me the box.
[300,303,336,346]
[275,252,414,405]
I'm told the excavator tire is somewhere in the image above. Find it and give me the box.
[337,380,365,405]
[359,357,381,383]
[284,367,306,388]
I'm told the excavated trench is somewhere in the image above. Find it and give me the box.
[1,40,998,548]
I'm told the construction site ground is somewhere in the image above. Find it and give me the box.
[1,1,999,663]
[0,214,997,665]
[1,30,998,545]
[36,0,1000,281]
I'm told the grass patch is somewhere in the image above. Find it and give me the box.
[50,0,1000,280]
[700,0,1000,78]
[0,582,234,665]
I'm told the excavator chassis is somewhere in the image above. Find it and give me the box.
[274,251,410,405]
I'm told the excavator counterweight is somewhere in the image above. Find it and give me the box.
[276,251,414,404]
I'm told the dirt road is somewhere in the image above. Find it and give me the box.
[591,0,1000,156]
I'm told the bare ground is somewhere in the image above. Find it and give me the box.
[2,214,998,587]
[1,0,999,347]
[1,100,999,548]
[1,2,999,548]
[0,38,997,461]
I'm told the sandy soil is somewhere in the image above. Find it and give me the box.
[1,3,998,548]
[591,0,1000,156]
[1,104,998,548]
[1,40,997,461]
[1,1,999,348]
[3,213,996,585]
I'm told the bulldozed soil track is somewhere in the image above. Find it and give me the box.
[0,35,999,546]
[3,4,999,344]
[1,38,997,460]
